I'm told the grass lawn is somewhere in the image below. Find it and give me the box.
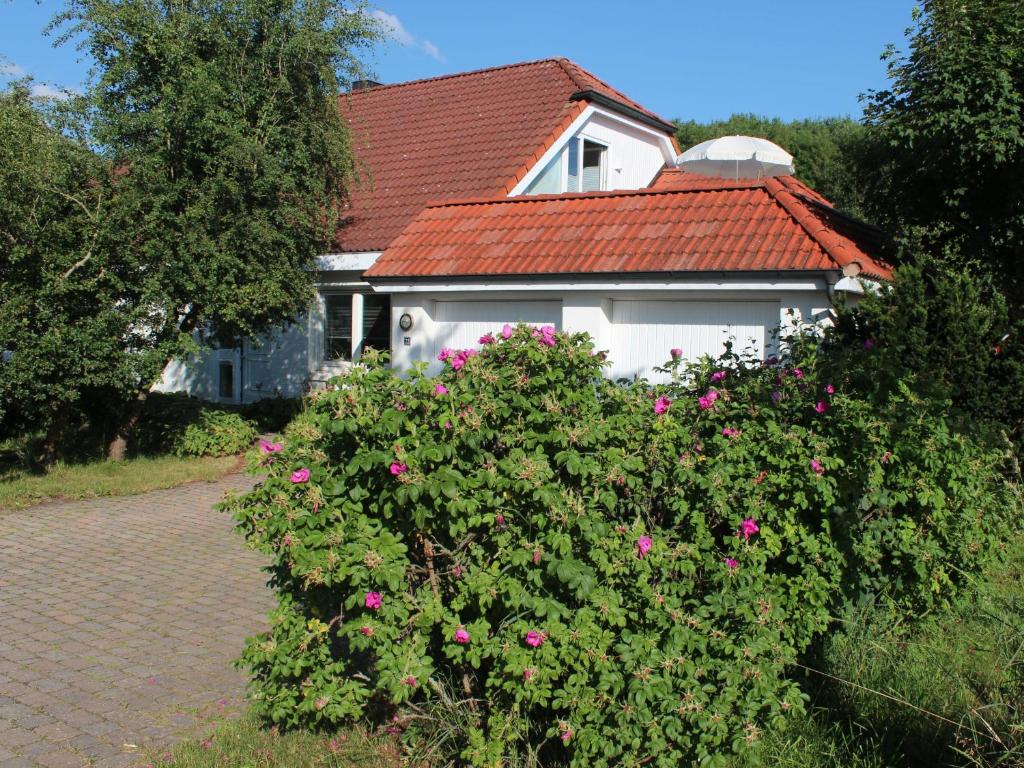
[0,454,241,512]
[147,716,400,768]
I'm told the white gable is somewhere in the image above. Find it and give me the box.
[509,105,676,197]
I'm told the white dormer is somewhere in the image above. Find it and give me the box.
[513,106,677,196]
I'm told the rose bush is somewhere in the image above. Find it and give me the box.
[226,326,1012,767]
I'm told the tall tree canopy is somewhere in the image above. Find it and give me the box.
[0,88,141,462]
[50,0,379,457]
[860,0,1024,307]
[674,114,869,217]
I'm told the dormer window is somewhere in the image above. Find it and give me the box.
[524,136,610,195]
[581,140,606,192]
[567,138,607,192]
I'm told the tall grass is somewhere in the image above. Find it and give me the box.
[737,540,1024,768]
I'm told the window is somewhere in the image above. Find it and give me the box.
[218,361,234,399]
[566,138,580,192]
[324,294,352,361]
[359,294,391,356]
[581,140,606,192]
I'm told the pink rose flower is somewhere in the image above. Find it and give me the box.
[495,513,506,528]
[636,535,653,558]
[525,630,544,648]
[560,729,572,744]
[502,324,513,339]
[390,461,408,476]
[653,395,671,415]
[881,450,893,464]
[825,384,835,395]
[722,426,740,438]
[364,591,382,610]
[739,518,759,541]
[670,348,683,359]
[437,347,454,362]
[810,458,824,475]
[403,676,417,687]
[290,468,310,484]
[479,333,495,344]
[451,355,466,371]
[434,383,448,396]
[724,557,739,570]
[532,549,542,565]
[259,439,283,454]
[792,368,805,380]
[523,668,535,681]
[711,370,727,382]
[532,325,557,347]
[315,696,328,711]
[698,389,718,410]
[454,628,470,644]
[359,626,373,636]
[814,401,829,414]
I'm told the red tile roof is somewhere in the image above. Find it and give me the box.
[335,58,675,253]
[364,168,893,280]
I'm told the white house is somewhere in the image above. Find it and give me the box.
[157,57,891,400]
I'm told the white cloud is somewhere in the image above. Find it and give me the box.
[371,9,444,62]
[421,40,444,63]
[371,10,415,46]
[0,61,27,78]
[29,83,71,101]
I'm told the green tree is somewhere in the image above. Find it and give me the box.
[0,87,140,464]
[53,0,378,458]
[674,114,869,217]
[861,0,1024,309]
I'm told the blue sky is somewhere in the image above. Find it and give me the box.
[1,0,917,122]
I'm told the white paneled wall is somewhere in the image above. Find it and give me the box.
[607,300,781,382]
[434,300,561,350]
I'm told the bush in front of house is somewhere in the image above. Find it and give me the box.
[176,409,258,457]
[135,393,258,458]
[225,328,1012,768]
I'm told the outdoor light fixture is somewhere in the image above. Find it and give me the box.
[399,312,414,331]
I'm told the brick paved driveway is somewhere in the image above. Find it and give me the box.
[0,475,273,767]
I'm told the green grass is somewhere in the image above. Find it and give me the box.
[147,716,399,768]
[0,454,241,511]
[734,539,1024,768]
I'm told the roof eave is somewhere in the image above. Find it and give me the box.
[569,89,676,135]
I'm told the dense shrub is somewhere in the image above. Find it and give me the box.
[832,253,1024,445]
[135,393,257,457]
[227,327,1012,767]
[176,410,258,457]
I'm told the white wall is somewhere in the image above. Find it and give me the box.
[389,284,834,380]
[155,269,372,403]
[154,318,312,403]
[577,112,670,192]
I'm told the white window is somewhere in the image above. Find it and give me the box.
[322,292,391,361]
[324,294,353,361]
[581,140,606,192]
[566,138,606,193]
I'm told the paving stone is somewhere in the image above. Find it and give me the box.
[0,474,271,767]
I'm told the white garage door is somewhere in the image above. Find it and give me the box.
[608,300,780,382]
[434,300,561,352]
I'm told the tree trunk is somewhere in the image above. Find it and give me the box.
[107,390,148,462]
[40,402,70,469]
